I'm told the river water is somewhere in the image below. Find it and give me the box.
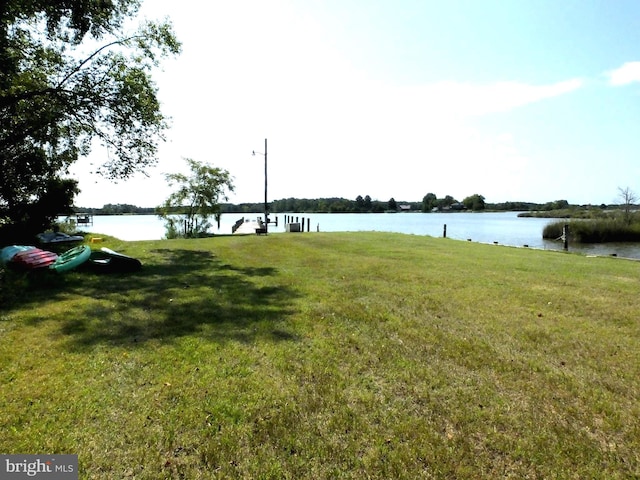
[70,211,640,259]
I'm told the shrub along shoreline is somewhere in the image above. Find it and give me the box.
[1,232,639,479]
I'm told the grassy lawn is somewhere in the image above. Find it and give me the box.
[1,232,639,479]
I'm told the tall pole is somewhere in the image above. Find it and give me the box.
[264,138,268,231]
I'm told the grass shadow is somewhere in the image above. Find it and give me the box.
[5,248,301,350]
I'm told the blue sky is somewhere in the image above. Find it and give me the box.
[71,0,640,207]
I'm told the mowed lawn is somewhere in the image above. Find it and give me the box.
[1,232,639,479]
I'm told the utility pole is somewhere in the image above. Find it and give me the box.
[264,138,268,230]
[253,138,270,233]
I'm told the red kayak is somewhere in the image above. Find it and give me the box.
[10,248,58,270]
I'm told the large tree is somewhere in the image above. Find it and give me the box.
[462,193,486,211]
[422,192,437,212]
[0,0,180,240]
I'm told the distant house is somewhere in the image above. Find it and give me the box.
[437,203,466,212]
[399,204,412,212]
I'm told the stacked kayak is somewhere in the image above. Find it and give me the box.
[2,244,141,273]
[1,244,90,273]
[13,249,59,269]
[1,246,58,270]
[1,245,37,265]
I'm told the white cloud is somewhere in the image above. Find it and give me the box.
[606,62,640,86]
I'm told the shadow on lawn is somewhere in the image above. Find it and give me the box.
[7,248,301,350]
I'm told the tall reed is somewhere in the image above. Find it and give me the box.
[543,218,640,242]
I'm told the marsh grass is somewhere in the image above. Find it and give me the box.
[1,233,639,478]
[544,218,640,242]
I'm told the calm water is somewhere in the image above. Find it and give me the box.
[70,212,640,259]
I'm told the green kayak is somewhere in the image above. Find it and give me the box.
[50,245,91,273]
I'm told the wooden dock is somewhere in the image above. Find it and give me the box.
[232,218,264,235]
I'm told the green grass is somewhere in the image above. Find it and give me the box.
[1,232,640,478]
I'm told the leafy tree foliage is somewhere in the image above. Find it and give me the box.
[540,199,570,211]
[157,159,235,239]
[462,194,486,211]
[437,195,457,210]
[99,203,154,215]
[364,195,372,211]
[246,195,391,213]
[422,192,437,212]
[490,201,538,211]
[388,197,397,211]
[0,0,180,240]
[354,194,374,212]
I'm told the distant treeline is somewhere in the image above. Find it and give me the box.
[227,197,574,214]
[73,203,156,215]
[74,197,598,216]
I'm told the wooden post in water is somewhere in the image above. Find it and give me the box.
[443,224,447,238]
[563,224,569,251]
[307,218,310,232]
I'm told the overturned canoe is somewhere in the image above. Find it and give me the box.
[85,247,142,273]
[37,231,84,245]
